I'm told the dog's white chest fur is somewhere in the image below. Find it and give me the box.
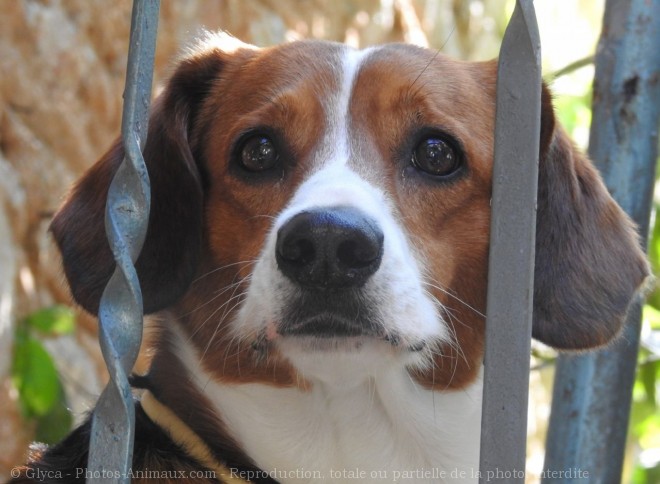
[177,331,482,484]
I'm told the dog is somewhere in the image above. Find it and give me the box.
[11,33,649,483]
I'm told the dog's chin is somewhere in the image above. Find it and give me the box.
[265,322,433,387]
[278,335,388,353]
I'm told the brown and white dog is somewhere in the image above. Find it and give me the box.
[12,33,649,483]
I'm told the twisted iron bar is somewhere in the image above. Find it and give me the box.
[87,1,160,482]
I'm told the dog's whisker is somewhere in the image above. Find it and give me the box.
[440,316,470,368]
[407,25,455,93]
[198,287,249,362]
[181,270,252,335]
[186,279,251,341]
[422,287,469,329]
[192,259,258,284]
[210,296,252,372]
[423,280,486,319]
[178,279,246,320]
[247,214,277,222]
[422,288,472,368]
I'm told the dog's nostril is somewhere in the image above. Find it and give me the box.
[337,238,381,269]
[281,237,315,265]
[276,206,384,289]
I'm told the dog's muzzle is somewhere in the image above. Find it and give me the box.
[274,206,385,339]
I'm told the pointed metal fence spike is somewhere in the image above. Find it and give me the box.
[479,1,541,482]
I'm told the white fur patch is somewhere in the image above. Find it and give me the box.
[174,325,482,484]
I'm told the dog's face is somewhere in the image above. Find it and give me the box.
[51,34,648,392]
[205,41,495,388]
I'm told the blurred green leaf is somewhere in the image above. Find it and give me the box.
[643,305,660,330]
[34,391,73,444]
[11,306,75,443]
[24,305,75,336]
[11,336,61,418]
[647,209,660,309]
[636,413,660,450]
[639,359,658,406]
[552,93,592,142]
[632,461,660,484]
[649,205,660,269]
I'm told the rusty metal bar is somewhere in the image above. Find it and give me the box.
[86,1,160,482]
[543,0,660,481]
[478,1,541,482]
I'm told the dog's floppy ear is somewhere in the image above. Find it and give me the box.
[532,85,649,349]
[50,35,252,315]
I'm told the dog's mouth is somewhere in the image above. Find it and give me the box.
[250,312,427,354]
[274,289,398,345]
[279,313,378,338]
[245,288,429,355]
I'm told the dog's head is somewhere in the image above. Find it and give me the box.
[51,34,649,390]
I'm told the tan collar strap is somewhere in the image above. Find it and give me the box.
[141,390,249,484]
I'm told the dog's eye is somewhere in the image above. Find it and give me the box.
[412,136,461,177]
[239,135,279,172]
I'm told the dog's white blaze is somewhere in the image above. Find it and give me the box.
[317,46,371,170]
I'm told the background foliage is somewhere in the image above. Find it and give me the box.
[11,306,74,444]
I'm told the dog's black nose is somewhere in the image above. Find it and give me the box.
[276,207,384,289]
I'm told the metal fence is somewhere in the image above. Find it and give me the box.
[478,2,540,482]
[87,1,159,481]
[86,0,660,482]
[544,1,660,482]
